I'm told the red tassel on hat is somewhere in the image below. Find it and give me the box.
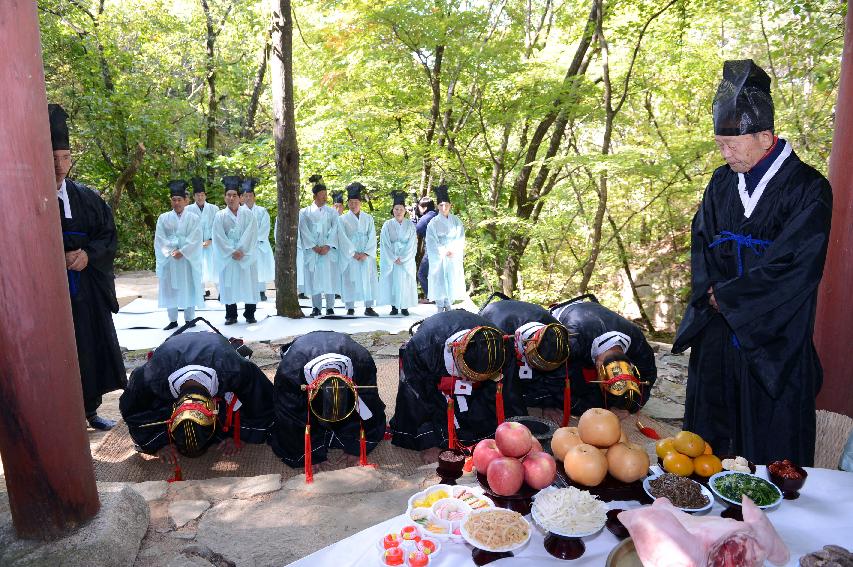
[562,364,571,427]
[636,420,661,440]
[495,382,505,425]
[304,424,313,484]
[446,397,457,450]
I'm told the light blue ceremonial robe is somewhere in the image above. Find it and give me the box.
[339,211,378,304]
[378,217,417,309]
[212,205,259,305]
[426,213,466,303]
[154,210,204,310]
[250,204,275,284]
[186,202,219,283]
[298,203,346,296]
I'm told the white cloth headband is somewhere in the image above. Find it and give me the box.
[591,331,631,361]
[168,365,219,399]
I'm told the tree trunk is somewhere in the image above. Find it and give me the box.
[418,45,444,196]
[242,31,271,139]
[201,0,217,183]
[271,0,303,318]
[607,214,655,332]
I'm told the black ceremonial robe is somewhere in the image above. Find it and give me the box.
[60,179,126,413]
[672,142,832,466]
[389,310,526,450]
[480,299,568,410]
[552,300,657,415]
[120,332,275,453]
[269,331,386,467]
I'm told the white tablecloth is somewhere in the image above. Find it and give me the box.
[288,467,853,567]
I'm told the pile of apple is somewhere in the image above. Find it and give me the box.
[550,408,650,487]
[472,422,557,496]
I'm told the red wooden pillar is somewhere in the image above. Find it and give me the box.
[0,2,100,539]
[815,3,853,418]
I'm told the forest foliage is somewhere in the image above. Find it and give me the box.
[39,0,847,331]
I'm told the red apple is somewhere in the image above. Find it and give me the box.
[472,439,503,474]
[522,451,557,489]
[487,457,524,496]
[495,422,533,458]
[528,436,543,455]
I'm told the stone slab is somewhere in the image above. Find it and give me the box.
[232,474,281,498]
[0,485,149,567]
[166,555,215,567]
[133,480,169,502]
[169,500,211,528]
[641,397,685,420]
[171,476,278,502]
[374,344,401,357]
[283,466,382,494]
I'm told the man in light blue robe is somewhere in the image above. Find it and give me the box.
[212,176,259,325]
[426,185,466,312]
[241,178,275,302]
[185,177,219,297]
[155,180,204,330]
[339,182,379,316]
[378,191,418,315]
[298,181,346,316]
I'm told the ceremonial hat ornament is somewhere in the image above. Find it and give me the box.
[222,175,243,193]
[168,392,218,457]
[448,326,506,383]
[241,177,259,194]
[168,180,189,198]
[713,59,774,136]
[190,176,206,194]
[308,174,323,184]
[516,322,570,372]
[346,182,366,201]
[434,184,450,204]
[593,353,648,414]
[48,104,70,151]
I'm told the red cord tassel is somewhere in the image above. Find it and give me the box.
[304,424,313,484]
[636,420,661,440]
[446,398,457,450]
[168,461,183,483]
[232,410,241,448]
[495,382,505,425]
[562,365,571,427]
[359,422,368,466]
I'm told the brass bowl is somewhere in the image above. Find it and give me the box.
[606,537,643,567]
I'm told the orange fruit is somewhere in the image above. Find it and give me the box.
[663,452,694,477]
[693,454,723,477]
[655,437,675,460]
[703,442,713,455]
[673,431,706,458]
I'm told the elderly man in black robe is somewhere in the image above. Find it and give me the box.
[390,310,526,461]
[270,331,386,477]
[120,330,275,472]
[672,60,832,466]
[480,293,572,426]
[50,104,126,431]
[550,295,657,418]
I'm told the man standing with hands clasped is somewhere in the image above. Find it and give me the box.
[213,176,259,326]
[673,60,832,466]
[49,104,126,431]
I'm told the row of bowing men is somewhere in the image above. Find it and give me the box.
[155,174,465,329]
[120,293,657,479]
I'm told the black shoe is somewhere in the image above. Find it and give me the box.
[88,415,117,431]
[299,293,307,299]
[245,316,257,324]
[365,307,378,317]
[259,292,267,301]
[347,309,355,316]
[204,290,211,298]
[401,309,410,316]
[163,321,178,330]
[310,308,321,317]
[389,307,399,316]
[224,317,237,325]
[326,308,335,316]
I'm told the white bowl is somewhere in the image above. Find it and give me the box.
[459,509,532,553]
[708,471,783,509]
[643,474,714,513]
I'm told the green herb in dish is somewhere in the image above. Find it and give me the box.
[713,473,779,506]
